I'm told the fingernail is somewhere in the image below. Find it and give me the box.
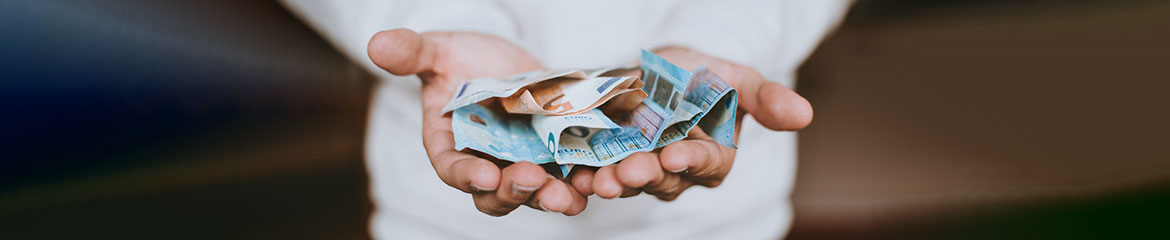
[668,166,688,173]
[512,183,538,197]
[538,202,552,213]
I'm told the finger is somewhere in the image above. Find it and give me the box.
[615,152,695,200]
[592,165,624,199]
[735,75,813,131]
[644,176,692,201]
[614,152,664,188]
[659,129,736,187]
[418,92,502,192]
[472,191,516,217]
[565,190,589,216]
[619,187,643,198]
[495,161,548,206]
[559,181,589,216]
[652,47,811,130]
[368,28,437,76]
[570,167,596,196]
[434,151,502,193]
[526,177,580,214]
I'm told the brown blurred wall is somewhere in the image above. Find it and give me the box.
[791,1,1170,238]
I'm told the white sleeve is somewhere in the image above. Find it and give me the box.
[279,0,518,77]
[650,0,852,86]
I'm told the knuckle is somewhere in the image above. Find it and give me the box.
[645,176,689,197]
[475,203,509,217]
[693,143,733,178]
[619,188,642,198]
[694,165,723,180]
[500,191,530,205]
[645,184,686,201]
[656,193,681,202]
[700,179,724,188]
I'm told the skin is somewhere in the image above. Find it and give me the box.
[575,47,814,201]
[367,29,586,216]
[367,29,813,216]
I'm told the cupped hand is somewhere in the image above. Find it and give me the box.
[570,47,814,201]
[367,29,588,216]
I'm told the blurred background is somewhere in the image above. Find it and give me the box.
[1,0,1168,239]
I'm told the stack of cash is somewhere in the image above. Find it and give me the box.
[445,50,738,177]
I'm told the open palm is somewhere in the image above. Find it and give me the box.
[367,29,588,216]
[572,47,814,201]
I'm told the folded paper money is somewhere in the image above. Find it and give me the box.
[451,50,738,177]
[442,66,645,116]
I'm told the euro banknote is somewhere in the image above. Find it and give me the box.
[552,50,737,167]
[452,104,620,165]
[452,103,555,164]
[442,67,644,115]
[502,75,643,115]
[450,50,738,176]
[441,69,580,114]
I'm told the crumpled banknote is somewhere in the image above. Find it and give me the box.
[442,67,644,116]
[450,50,738,177]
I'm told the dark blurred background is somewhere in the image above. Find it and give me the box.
[791,0,1170,238]
[0,0,372,238]
[1,0,1168,239]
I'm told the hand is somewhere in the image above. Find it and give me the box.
[570,47,813,201]
[367,29,588,216]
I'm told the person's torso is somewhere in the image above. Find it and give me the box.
[366,1,797,239]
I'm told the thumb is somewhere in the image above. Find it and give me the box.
[368,28,437,76]
[741,80,813,131]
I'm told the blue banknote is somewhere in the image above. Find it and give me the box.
[655,67,738,149]
[549,50,738,167]
[452,103,555,164]
[450,50,739,175]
